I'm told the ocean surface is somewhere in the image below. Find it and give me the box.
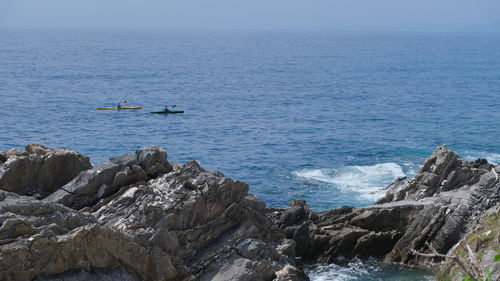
[1,28,500,280]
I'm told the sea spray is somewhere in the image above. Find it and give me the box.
[305,259,434,281]
[293,163,406,201]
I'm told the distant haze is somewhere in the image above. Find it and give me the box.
[1,0,499,32]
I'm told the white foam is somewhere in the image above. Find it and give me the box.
[402,162,419,177]
[293,163,406,200]
[306,259,434,281]
[306,260,372,281]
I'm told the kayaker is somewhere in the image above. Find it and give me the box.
[164,105,169,112]
[117,100,127,109]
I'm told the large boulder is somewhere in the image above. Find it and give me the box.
[0,144,92,198]
[44,146,173,210]
[135,145,172,177]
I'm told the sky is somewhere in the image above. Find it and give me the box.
[1,0,499,32]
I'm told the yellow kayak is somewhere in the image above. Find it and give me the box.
[96,106,143,110]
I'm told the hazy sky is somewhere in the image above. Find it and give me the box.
[1,0,499,32]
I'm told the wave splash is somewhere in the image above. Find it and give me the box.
[293,163,406,200]
[306,259,433,281]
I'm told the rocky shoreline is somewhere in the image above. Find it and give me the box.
[0,144,498,280]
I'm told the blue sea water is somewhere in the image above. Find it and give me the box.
[1,28,500,280]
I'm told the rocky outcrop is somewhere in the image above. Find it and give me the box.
[0,143,497,280]
[269,145,500,272]
[268,199,424,263]
[44,146,172,210]
[377,145,492,203]
[382,147,499,265]
[0,145,306,281]
[0,144,92,198]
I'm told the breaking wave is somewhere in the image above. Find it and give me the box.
[306,259,434,281]
[293,163,406,200]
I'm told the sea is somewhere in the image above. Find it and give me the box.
[1,28,500,280]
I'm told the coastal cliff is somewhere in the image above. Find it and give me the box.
[0,144,498,280]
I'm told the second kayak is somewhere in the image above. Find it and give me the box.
[150,110,184,114]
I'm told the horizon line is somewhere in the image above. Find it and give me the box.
[1,25,500,34]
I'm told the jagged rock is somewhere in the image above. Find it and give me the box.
[354,230,402,259]
[1,143,498,280]
[135,145,172,177]
[377,145,492,203]
[93,160,298,280]
[44,146,172,210]
[0,190,93,242]
[270,200,426,263]
[196,238,287,281]
[0,145,305,281]
[0,144,92,198]
[278,201,317,228]
[383,204,447,263]
[276,239,297,257]
[0,224,177,281]
[0,148,25,163]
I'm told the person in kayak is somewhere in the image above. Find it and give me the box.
[164,105,169,112]
[117,100,127,109]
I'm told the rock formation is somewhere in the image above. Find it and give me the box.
[0,145,306,281]
[269,145,499,272]
[0,143,498,280]
[44,146,172,210]
[376,145,493,203]
[0,144,92,198]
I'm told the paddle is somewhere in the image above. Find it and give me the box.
[116,100,127,109]
[164,105,176,112]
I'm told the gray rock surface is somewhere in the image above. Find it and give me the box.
[0,145,307,281]
[377,145,492,203]
[0,144,92,198]
[44,146,173,210]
